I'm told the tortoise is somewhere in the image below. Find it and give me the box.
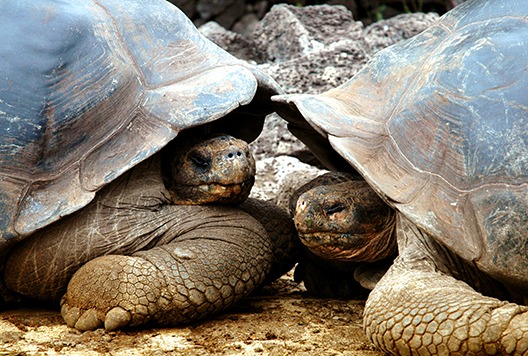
[274,0,528,354]
[0,0,299,331]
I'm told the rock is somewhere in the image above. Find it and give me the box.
[199,21,258,61]
[201,5,439,177]
[202,4,439,94]
[250,113,307,160]
[364,12,441,53]
[252,4,363,63]
[170,1,459,33]
[251,5,438,94]
[231,12,261,36]
[195,0,246,28]
[250,155,327,209]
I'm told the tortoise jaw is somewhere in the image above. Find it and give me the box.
[170,178,254,205]
[299,232,370,261]
[298,229,396,262]
[164,134,256,205]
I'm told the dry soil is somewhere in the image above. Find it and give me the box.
[0,272,381,355]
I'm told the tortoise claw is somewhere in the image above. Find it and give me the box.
[61,300,131,331]
[60,254,160,331]
[75,309,104,331]
[104,307,132,331]
[61,303,104,331]
[60,303,80,328]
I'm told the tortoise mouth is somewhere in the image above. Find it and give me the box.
[298,231,395,262]
[170,178,254,205]
[196,181,251,199]
[299,232,370,260]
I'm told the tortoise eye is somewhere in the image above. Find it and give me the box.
[190,154,210,169]
[324,203,346,215]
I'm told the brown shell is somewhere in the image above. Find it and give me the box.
[276,0,528,287]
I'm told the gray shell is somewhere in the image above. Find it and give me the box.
[276,0,528,288]
[0,0,280,247]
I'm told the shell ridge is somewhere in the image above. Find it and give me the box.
[92,0,145,87]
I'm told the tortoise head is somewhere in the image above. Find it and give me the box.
[294,179,397,262]
[162,133,255,205]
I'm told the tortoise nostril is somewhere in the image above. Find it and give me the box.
[227,150,244,159]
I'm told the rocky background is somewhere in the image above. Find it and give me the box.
[169,0,463,32]
[1,2,457,355]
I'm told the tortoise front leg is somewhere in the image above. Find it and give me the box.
[60,205,272,330]
[363,217,528,355]
[5,156,297,330]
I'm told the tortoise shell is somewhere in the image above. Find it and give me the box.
[276,0,528,289]
[0,0,280,245]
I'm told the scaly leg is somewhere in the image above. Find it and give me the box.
[60,206,272,330]
[364,216,528,355]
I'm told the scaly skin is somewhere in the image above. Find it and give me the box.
[60,206,271,330]
[4,135,297,330]
[365,267,528,355]
[292,175,527,353]
[163,133,255,205]
[364,216,528,355]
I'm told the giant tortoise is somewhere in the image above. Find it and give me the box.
[0,0,299,331]
[275,0,528,354]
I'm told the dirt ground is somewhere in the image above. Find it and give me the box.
[0,271,380,356]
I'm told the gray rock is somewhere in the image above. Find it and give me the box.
[252,4,363,63]
[252,5,438,94]
[199,21,258,61]
[364,12,441,53]
[197,0,246,28]
[250,113,307,161]
[201,4,440,194]
[250,155,327,209]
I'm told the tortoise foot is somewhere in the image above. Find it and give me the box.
[60,225,271,331]
[60,254,167,331]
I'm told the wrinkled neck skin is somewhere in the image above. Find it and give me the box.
[298,218,397,263]
[396,215,527,305]
[161,133,255,205]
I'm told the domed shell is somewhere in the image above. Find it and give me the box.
[0,0,280,244]
[276,0,528,287]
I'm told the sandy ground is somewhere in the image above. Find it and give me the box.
[0,271,381,356]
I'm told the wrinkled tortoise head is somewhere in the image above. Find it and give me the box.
[163,133,256,205]
[291,172,396,262]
